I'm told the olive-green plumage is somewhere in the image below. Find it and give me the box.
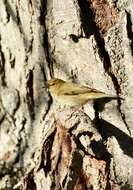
[48,78,118,106]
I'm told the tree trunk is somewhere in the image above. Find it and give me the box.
[0,0,133,189]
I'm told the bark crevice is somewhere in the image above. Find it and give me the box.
[26,69,35,120]
[126,11,133,56]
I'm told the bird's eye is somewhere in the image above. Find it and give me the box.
[48,81,56,86]
[48,79,59,86]
[50,82,55,86]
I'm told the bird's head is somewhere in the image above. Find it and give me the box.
[47,78,65,93]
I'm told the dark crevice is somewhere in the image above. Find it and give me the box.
[38,128,56,174]
[23,169,37,190]
[26,69,35,120]
[28,32,34,54]
[72,133,91,156]
[29,0,34,15]
[93,116,133,188]
[64,150,83,190]
[90,140,109,159]
[77,0,131,135]
[76,174,88,190]
[4,0,10,22]
[40,70,53,121]
[39,0,47,24]
[0,37,7,86]
[62,174,67,188]
[40,63,48,82]
[126,11,133,56]
[77,0,121,93]
[14,118,28,173]
[93,105,125,189]
[69,34,79,43]
[104,154,112,190]
[51,181,57,190]
[40,0,54,78]
[12,89,20,116]
[27,1,34,55]
[9,51,15,68]
[35,0,54,119]
[0,51,6,86]
[121,183,133,190]
[15,1,21,25]
[43,31,54,78]
[5,0,18,23]
[43,31,55,79]
[27,14,34,55]
[95,34,121,95]
[71,126,109,159]
[77,0,96,37]
[94,117,133,158]
[0,114,6,125]
[68,120,81,134]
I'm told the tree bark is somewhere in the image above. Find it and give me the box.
[0,0,133,189]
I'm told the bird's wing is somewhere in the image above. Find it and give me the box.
[61,83,104,96]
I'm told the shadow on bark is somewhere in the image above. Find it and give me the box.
[94,118,133,158]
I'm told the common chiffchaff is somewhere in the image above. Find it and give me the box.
[48,78,118,107]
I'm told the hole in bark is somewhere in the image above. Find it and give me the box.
[69,34,79,42]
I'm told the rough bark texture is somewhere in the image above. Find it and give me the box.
[0,0,133,189]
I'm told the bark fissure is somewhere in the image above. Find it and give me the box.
[28,20,34,55]
[26,69,35,120]
[15,118,27,164]
[12,89,20,116]
[40,65,53,120]
[0,37,6,86]
[9,51,15,68]
[77,0,121,94]
[22,169,36,190]
[126,11,133,56]
[38,128,56,173]
[43,31,54,78]
[5,0,18,23]
[103,154,112,189]
[77,0,131,136]
[64,150,83,190]
[4,0,10,23]
[16,0,21,26]
[27,0,34,55]
[73,131,93,156]
[42,1,54,78]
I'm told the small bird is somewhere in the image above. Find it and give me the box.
[48,78,118,107]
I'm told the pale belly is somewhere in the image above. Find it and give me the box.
[55,94,88,106]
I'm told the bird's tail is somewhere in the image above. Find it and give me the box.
[89,92,123,101]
